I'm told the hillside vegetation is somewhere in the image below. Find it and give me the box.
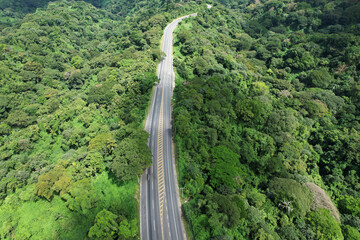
[0,0,203,238]
[1,0,360,239]
[173,0,360,239]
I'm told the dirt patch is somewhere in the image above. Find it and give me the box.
[305,182,340,221]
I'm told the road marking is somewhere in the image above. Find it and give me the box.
[157,75,166,240]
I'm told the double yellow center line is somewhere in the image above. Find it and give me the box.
[157,82,165,239]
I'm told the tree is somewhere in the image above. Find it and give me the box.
[210,194,246,228]
[285,45,316,71]
[241,128,275,172]
[136,72,157,94]
[111,130,152,181]
[304,100,328,118]
[88,209,119,240]
[88,133,117,155]
[342,225,360,240]
[65,69,84,89]
[307,209,344,240]
[308,69,333,89]
[5,110,32,128]
[177,29,191,44]
[231,33,253,51]
[338,195,360,217]
[36,166,66,200]
[118,219,138,239]
[269,178,312,217]
[265,109,298,140]
[88,81,116,105]
[209,146,241,190]
[66,178,98,214]
[0,124,11,137]
[235,98,264,123]
[83,151,105,176]
[71,56,83,69]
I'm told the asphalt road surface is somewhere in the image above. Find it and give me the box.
[140,13,197,240]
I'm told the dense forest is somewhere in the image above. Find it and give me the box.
[173,0,360,239]
[0,0,360,239]
[0,0,203,239]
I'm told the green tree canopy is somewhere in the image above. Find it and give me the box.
[307,209,344,240]
[88,209,119,239]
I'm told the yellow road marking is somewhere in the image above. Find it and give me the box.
[157,79,166,240]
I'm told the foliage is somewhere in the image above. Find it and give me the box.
[341,225,360,240]
[307,69,333,89]
[172,0,360,238]
[1,0,360,239]
[209,146,241,190]
[307,209,344,240]
[338,195,360,217]
[269,177,312,217]
[0,0,204,238]
[111,129,152,182]
[88,209,119,239]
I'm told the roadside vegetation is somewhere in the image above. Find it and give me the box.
[1,0,360,239]
[0,0,204,238]
[173,0,360,239]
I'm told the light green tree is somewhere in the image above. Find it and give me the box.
[88,209,119,239]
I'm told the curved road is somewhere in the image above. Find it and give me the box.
[140,13,197,240]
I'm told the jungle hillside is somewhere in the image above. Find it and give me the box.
[0,0,202,239]
[0,0,360,239]
[173,0,360,239]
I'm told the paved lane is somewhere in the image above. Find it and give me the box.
[140,13,197,240]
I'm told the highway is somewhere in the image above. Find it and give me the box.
[140,13,197,240]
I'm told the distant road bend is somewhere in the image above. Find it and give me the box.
[140,13,197,240]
